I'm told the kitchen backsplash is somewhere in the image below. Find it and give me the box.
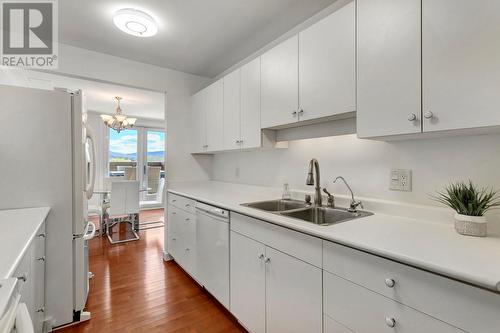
[211,133,500,207]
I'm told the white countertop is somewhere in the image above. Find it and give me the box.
[0,207,50,279]
[168,181,500,292]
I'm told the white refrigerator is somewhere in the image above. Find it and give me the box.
[0,84,96,328]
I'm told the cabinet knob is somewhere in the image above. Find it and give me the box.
[385,317,396,328]
[258,254,264,260]
[185,218,190,221]
[407,113,416,121]
[171,212,176,215]
[424,111,434,119]
[291,111,298,117]
[264,257,271,263]
[185,203,190,207]
[37,256,46,262]
[298,109,304,115]
[203,145,208,148]
[172,237,176,241]
[385,278,395,288]
[37,233,46,238]
[36,307,45,313]
[17,274,27,282]
[185,248,190,251]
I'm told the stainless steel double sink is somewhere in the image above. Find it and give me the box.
[241,199,373,226]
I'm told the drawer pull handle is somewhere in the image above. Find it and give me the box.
[385,278,395,288]
[38,233,46,238]
[385,317,396,328]
[258,254,264,260]
[17,274,27,282]
[37,256,45,262]
[36,307,45,313]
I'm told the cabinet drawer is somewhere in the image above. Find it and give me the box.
[231,213,322,267]
[323,241,500,332]
[168,193,196,214]
[324,315,354,333]
[324,271,462,333]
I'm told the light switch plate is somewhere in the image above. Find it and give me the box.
[390,169,412,191]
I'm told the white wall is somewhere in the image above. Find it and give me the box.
[212,132,500,207]
[53,44,213,182]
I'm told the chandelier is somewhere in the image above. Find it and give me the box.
[100,97,137,133]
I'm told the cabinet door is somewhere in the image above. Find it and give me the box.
[261,35,299,128]
[265,247,322,333]
[32,225,46,333]
[223,69,241,150]
[191,90,207,152]
[324,315,354,333]
[206,79,224,151]
[357,0,422,138]
[167,206,181,259]
[422,0,500,132]
[299,2,355,121]
[240,58,262,149]
[230,231,266,333]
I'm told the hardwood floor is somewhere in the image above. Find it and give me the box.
[56,210,245,333]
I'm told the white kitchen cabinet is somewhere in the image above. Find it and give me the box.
[191,90,207,152]
[205,79,224,152]
[12,221,46,333]
[356,0,422,138]
[324,271,462,333]
[230,231,266,333]
[167,197,197,277]
[265,247,322,333]
[422,0,500,132]
[299,1,355,122]
[240,58,262,149]
[223,69,241,150]
[261,35,299,128]
[230,216,322,333]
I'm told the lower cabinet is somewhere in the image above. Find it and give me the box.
[13,221,46,333]
[167,205,197,276]
[230,230,322,333]
[323,271,462,333]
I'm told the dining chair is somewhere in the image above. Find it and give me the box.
[147,167,161,194]
[124,167,137,180]
[105,180,140,244]
[140,178,165,210]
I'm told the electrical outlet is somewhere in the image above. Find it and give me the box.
[390,169,412,191]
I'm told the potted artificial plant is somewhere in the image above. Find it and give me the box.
[434,181,500,237]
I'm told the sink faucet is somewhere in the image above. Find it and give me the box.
[306,158,322,206]
[333,176,363,212]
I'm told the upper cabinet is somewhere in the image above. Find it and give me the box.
[240,58,262,149]
[356,0,422,138]
[422,0,500,132]
[358,0,500,139]
[261,2,356,129]
[299,1,355,122]
[205,79,224,152]
[223,69,241,151]
[191,90,207,153]
[261,35,299,128]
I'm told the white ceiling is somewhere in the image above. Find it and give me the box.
[59,0,337,77]
[0,68,165,119]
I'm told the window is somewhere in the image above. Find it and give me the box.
[146,130,165,195]
[108,129,138,179]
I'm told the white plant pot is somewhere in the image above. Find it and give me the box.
[454,213,487,237]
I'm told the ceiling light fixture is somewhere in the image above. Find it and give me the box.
[113,8,158,37]
[101,97,137,133]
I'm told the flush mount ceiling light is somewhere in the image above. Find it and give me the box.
[113,8,158,37]
[101,97,137,133]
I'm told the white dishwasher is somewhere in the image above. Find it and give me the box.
[195,202,229,308]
